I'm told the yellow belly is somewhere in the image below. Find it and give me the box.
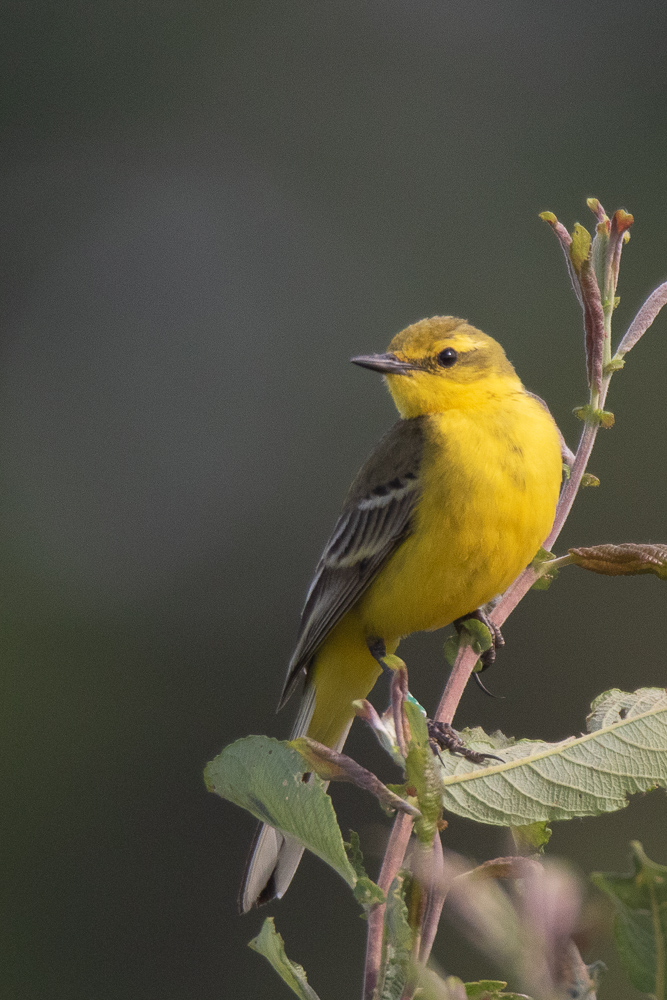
[357,396,562,642]
[309,392,562,748]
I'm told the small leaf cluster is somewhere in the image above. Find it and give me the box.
[207,687,667,998]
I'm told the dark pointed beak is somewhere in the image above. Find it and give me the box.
[350,352,420,375]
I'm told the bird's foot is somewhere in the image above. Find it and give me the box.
[453,608,504,671]
[427,719,503,765]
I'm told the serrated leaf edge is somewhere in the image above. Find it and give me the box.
[440,695,667,788]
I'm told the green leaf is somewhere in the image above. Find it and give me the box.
[432,689,667,826]
[354,876,386,911]
[604,357,625,373]
[248,917,321,1000]
[404,697,430,748]
[344,830,366,880]
[379,873,413,1000]
[444,632,462,667]
[573,403,615,427]
[444,622,491,667]
[530,573,554,591]
[204,736,356,888]
[580,473,600,487]
[587,687,661,729]
[590,203,610,301]
[592,841,667,998]
[465,981,528,999]
[464,983,508,999]
[459,617,494,654]
[342,830,386,910]
[385,873,413,954]
[510,821,552,855]
[418,971,530,1000]
[569,222,592,274]
[531,547,559,591]
[538,211,557,224]
[404,700,442,844]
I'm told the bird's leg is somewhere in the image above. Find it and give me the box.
[367,637,389,670]
[366,638,412,757]
[366,637,500,762]
[453,608,505,671]
[427,719,503,765]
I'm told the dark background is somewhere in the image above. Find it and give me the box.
[3,2,667,998]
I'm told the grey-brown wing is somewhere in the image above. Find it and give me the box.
[278,416,426,708]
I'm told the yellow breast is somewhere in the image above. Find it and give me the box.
[357,392,562,642]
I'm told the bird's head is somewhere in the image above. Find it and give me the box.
[351,316,522,418]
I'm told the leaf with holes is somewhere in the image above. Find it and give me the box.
[430,688,667,826]
[204,736,357,888]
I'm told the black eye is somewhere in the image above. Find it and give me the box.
[437,347,458,367]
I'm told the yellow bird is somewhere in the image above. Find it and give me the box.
[240,316,563,911]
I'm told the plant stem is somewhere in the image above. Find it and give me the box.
[396,343,614,999]
[362,812,413,1000]
[545,371,611,550]
[433,372,612,728]
[417,832,446,965]
[434,644,480,725]
[539,553,574,573]
[361,267,667,996]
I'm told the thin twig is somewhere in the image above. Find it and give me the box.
[296,738,422,817]
[617,280,667,357]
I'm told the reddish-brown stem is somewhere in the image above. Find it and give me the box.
[545,376,611,549]
[434,645,480,725]
[366,376,610,992]
[617,280,667,357]
[362,266,667,998]
[362,812,413,1000]
[417,832,446,966]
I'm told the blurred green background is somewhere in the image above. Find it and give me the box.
[3,2,667,998]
